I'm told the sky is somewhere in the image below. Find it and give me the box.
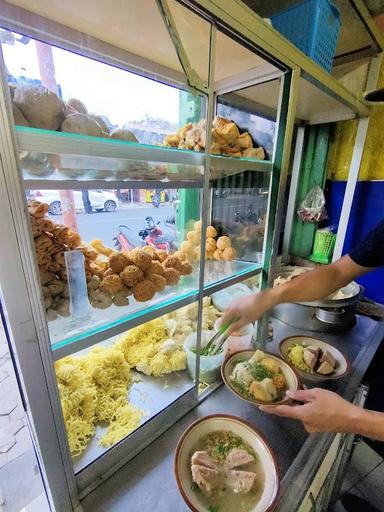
[3,33,180,126]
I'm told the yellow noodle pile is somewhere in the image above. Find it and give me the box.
[55,357,97,457]
[55,346,143,457]
[116,319,186,376]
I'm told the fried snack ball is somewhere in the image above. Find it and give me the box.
[217,236,231,251]
[194,220,202,232]
[164,268,180,285]
[213,249,223,260]
[180,261,193,275]
[163,255,183,272]
[155,249,168,263]
[90,290,113,310]
[147,273,166,292]
[186,231,197,243]
[173,250,187,262]
[206,237,217,252]
[130,248,152,271]
[181,240,194,254]
[142,245,155,255]
[146,260,164,276]
[100,274,124,296]
[133,279,156,302]
[108,252,130,273]
[112,292,129,307]
[120,265,144,287]
[223,247,236,261]
[46,308,58,322]
[206,225,217,238]
[48,280,65,296]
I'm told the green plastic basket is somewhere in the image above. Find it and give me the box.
[310,229,336,264]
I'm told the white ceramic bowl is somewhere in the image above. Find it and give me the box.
[214,319,255,355]
[279,335,351,382]
[222,350,301,406]
[175,415,280,512]
[184,330,228,384]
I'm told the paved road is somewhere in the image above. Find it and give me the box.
[49,193,268,248]
[50,204,175,247]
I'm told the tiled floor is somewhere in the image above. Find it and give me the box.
[0,322,46,512]
[333,440,384,512]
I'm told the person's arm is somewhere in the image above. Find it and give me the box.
[260,388,384,442]
[223,255,368,332]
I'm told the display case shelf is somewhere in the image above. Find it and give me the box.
[16,127,272,189]
[51,260,261,360]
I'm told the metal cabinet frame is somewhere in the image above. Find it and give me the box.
[0,0,376,510]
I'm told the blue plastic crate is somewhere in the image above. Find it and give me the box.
[271,0,340,72]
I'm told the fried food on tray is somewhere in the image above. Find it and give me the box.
[100,274,124,296]
[89,239,114,257]
[146,260,164,276]
[129,248,152,272]
[147,273,166,292]
[133,279,156,302]
[108,252,130,273]
[28,199,49,217]
[163,255,183,272]
[164,268,180,285]
[120,265,144,288]
[180,261,193,276]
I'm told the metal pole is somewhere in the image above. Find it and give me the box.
[282,124,305,262]
[332,117,369,261]
[257,67,300,344]
[34,40,78,232]
[194,24,216,387]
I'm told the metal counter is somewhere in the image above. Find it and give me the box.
[81,315,384,512]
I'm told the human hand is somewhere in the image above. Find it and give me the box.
[260,388,358,434]
[222,290,276,333]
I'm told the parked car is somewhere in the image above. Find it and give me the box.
[30,190,119,215]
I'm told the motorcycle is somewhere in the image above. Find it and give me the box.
[114,216,177,252]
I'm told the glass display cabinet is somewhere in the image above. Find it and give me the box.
[0,0,370,510]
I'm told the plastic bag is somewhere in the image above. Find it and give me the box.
[297,185,328,223]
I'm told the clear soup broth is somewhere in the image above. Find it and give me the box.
[189,430,265,512]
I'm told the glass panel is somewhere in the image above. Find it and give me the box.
[201,77,279,289]
[167,0,211,87]
[54,302,197,472]
[1,28,205,149]
[26,187,201,350]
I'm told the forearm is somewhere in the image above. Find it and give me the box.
[348,406,384,441]
[265,256,367,306]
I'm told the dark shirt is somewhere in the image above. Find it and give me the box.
[349,221,384,268]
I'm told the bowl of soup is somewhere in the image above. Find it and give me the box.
[175,414,280,512]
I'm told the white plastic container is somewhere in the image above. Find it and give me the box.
[184,330,228,384]
[214,319,254,355]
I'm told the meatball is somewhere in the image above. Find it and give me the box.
[133,279,156,302]
[164,268,180,285]
[120,265,144,287]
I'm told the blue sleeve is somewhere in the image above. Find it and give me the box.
[349,221,384,268]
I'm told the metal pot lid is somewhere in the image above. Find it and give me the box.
[295,282,363,308]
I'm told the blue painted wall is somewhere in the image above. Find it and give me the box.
[325,180,384,304]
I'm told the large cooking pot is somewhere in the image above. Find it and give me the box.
[271,268,363,332]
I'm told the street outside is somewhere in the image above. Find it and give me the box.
[49,193,267,249]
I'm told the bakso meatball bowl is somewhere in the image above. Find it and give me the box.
[222,349,301,406]
[174,415,279,512]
